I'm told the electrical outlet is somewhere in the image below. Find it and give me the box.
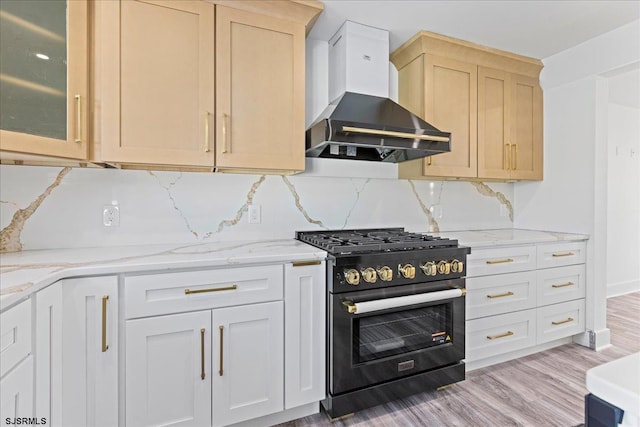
[103,202,120,227]
[248,204,261,224]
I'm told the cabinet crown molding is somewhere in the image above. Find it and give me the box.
[391,30,543,78]
[209,0,323,35]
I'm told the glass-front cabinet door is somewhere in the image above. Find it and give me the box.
[0,0,88,159]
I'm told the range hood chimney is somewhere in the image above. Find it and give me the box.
[306,21,451,163]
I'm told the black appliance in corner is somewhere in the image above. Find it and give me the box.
[296,228,470,419]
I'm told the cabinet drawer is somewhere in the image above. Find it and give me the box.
[466,246,536,277]
[466,271,536,320]
[124,265,283,318]
[1,300,32,378]
[537,264,586,306]
[466,309,536,362]
[537,242,586,269]
[536,299,585,344]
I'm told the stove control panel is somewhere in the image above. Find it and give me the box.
[339,259,465,287]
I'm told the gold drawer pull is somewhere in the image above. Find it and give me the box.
[204,111,211,153]
[486,258,514,265]
[218,325,224,376]
[552,282,575,288]
[552,317,574,325]
[101,295,109,352]
[200,328,205,380]
[487,331,514,340]
[292,260,321,267]
[74,94,82,143]
[552,252,574,257]
[486,291,514,299]
[185,285,237,295]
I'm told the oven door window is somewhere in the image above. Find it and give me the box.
[355,302,452,363]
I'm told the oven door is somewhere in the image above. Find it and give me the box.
[329,279,465,395]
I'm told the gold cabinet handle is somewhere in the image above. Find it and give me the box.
[200,328,205,380]
[74,94,82,143]
[292,260,321,267]
[184,284,237,295]
[487,331,514,340]
[427,156,432,166]
[552,281,575,288]
[552,317,574,325]
[342,125,450,142]
[204,111,211,153]
[101,295,109,352]
[511,144,517,170]
[552,252,575,257]
[486,258,514,265]
[505,143,511,170]
[486,291,514,299]
[222,113,229,153]
[218,325,224,376]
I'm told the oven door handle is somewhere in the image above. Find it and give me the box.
[342,288,466,315]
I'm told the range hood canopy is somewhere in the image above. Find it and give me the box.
[305,21,451,163]
[306,92,451,163]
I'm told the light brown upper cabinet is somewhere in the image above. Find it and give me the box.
[391,31,543,181]
[96,0,321,173]
[0,0,89,160]
[215,5,305,173]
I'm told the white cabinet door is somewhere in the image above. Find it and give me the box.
[0,356,33,421]
[212,302,284,427]
[62,276,118,427]
[284,262,326,409]
[35,283,62,426]
[126,311,212,427]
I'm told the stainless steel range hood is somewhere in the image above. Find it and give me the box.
[305,21,451,163]
[306,92,451,162]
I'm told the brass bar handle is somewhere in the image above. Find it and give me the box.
[218,326,224,376]
[292,260,321,267]
[200,328,205,380]
[341,125,450,143]
[204,111,211,153]
[552,252,575,257]
[511,144,517,170]
[552,281,575,288]
[487,331,514,340]
[184,284,237,295]
[74,94,82,143]
[486,291,514,299]
[486,258,514,265]
[101,295,109,352]
[222,113,229,153]
[552,317,574,325]
[427,156,432,166]
[505,143,511,170]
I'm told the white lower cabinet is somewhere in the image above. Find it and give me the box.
[0,355,34,420]
[35,282,63,426]
[126,311,212,427]
[212,302,284,426]
[61,276,118,427]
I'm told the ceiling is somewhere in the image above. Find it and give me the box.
[308,1,640,59]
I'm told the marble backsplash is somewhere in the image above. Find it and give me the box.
[0,164,513,252]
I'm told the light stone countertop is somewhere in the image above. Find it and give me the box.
[434,228,589,248]
[0,239,326,312]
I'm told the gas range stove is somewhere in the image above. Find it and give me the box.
[296,228,470,293]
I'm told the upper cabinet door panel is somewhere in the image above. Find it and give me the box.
[215,6,305,172]
[424,55,477,178]
[511,73,543,180]
[100,0,215,166]
[0,0,88,159]
[478,66,511,180]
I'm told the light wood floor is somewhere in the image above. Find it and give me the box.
[279,292,640,427]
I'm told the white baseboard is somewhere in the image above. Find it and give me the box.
[607,279,640,298]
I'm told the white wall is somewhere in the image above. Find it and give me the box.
[606,69,640,296]
[514,19,640,350]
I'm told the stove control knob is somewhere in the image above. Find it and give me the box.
[420,262,437,276]
[377,266,393,281]
[437,261,451,275]
[362,267,377,283]
[451,259,464,273]
[398,264,416,279]
[344,269,360,286]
